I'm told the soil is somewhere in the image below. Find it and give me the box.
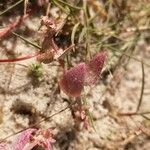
[0,1,150,150]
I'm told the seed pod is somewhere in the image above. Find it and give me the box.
[59,51,107,97]
[59,63,86,97]
[85,51,107,85]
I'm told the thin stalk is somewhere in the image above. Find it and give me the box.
[0,105,69,142]
[83,0,91,59]
[0,53,39,63]
[105,45,150,68]
[142,115,150,121]
[52,0,70,14]
[82,95,96,131]
[59,44,75,58]
[24,0,29,15]
[88,0,109,23]
[46,2,51,16]
[60,44,75,68]
[0,0,24,16]
[136,61,145,112]
[66,54,71,68]
[71,22,80,51]
[12,31,41,50]
[56,0,82,10]
[118,111,150,116]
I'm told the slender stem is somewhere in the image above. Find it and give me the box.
[63,44,76,57]
[105,45,150,68]
[12,31,42,50]
[52,0,70,14]
[118,111,150,116]
[82,95,96,131]
[71,23,80,51]
[142,115,150,121]
[46,2,51,16]
[0,105,69,142]
[0,0,24,16]
[136,61,145,111]
[83,0,91,59]
[24,0,29,15]
[0,53,39,63]
[56,0,82,10]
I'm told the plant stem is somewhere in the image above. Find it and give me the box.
[12,31,41,50]
[52,0,70,14]
[0,0,24,16]
[56,0,82,10]
[0,53,39,63]
[0,105,69,142]
[105,45,150,68]
[71,23,80,51]
[118,111,150,116]
[83,0,91,59]
[136,61,145,111]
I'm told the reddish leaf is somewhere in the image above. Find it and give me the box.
[59,63,86,97]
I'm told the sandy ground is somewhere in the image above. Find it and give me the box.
[0,35,150,150]
[0,3,150,150]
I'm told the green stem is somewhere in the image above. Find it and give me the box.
[105,45,150,68]
[142,115,150,121]
[136,61,145,111]
[52,0,70,14]
[0,0,24,16]
[119,111,150,116]
[56,0,82,10]
[71,22,80,51]
[83,0,91,59]
[12,31,41,50]
[82,96,96,131]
